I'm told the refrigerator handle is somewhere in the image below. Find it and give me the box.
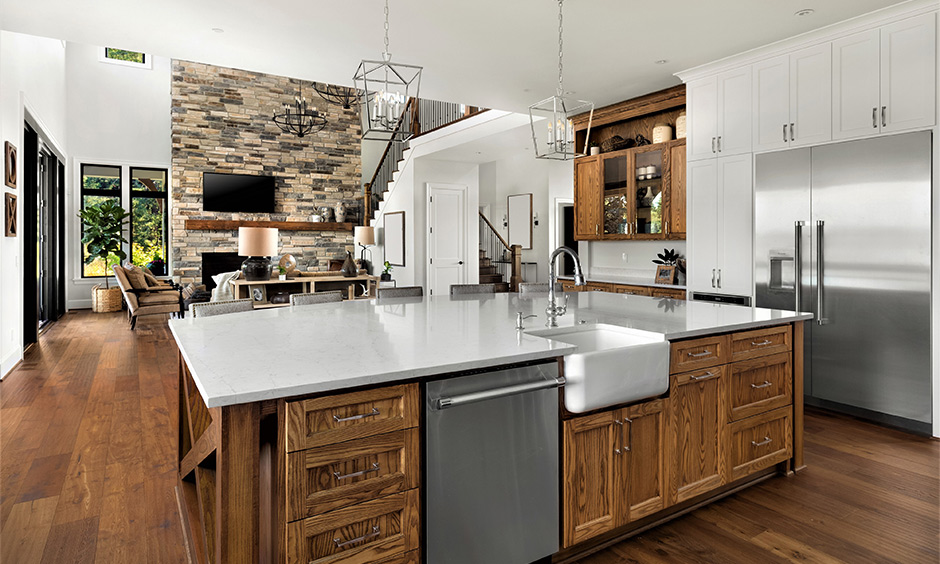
[794,221,804,313]
[816,220,829,325]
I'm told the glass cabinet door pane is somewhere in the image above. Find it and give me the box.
[635,149,664,235]
[604,193,630,235]
[603,154,629,190]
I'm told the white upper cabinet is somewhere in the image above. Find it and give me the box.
[833,12,936,140]
[687,68,752,161]
[881,12,937,133]
[753,45,831,152]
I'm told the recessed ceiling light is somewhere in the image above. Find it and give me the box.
[654,59,668,65]
[795,9,814,17]
[212,28,225,33]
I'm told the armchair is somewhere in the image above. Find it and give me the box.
[112,265,184,329]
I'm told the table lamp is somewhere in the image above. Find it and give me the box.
[238,227,278,281]
[354,226,375,271]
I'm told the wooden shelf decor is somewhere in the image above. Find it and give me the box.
[184,219,354,232]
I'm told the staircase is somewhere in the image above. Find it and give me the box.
[478,249,510,292]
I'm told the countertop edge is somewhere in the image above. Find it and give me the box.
[662,313,814,340]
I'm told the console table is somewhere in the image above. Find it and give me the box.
[230,275,378,308]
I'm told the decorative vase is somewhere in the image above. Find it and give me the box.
[241,256,272,281]
[335,202,347,223]
[380,273,392,282]
[341,251,357,278]
[319,206,333,222]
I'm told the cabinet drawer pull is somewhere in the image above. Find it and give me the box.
[751,339,773,347]
[717,136,722,152]
[783,124,788,142]
[881,106,886,128]
[789,123,794,142]
[872,107,877,128]
[687,350,714,358]
[751,436,773,447]
[690,371,715,381]
[750,380,773,389]
[334,525,380,549]
[333,462,380,481]
[614,419,624,454]
[711,137,716,153]
[333,407,380,423]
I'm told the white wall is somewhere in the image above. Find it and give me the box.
[65,42,172,309]
[0,31,69,377]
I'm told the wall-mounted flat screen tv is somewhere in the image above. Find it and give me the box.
[203,172,276,213]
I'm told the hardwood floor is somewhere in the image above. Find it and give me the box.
[1,311,938,563]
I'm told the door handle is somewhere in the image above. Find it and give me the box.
[717,136,722,152]
[783,124,788,143]
[711,268,716,288]
[881,106,886,128]
[789,123,794,142]
[624,417,633,452]
[794,221,804,313]
[717,268,721,289]
[711,137,716,153]
[816,220,828,325]
[613,419,624,455]
[872,107,878,128]
[434,376,565,410]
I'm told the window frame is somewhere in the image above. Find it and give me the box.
[98,47,152,69]
[129,166,169,271]
[79,163,123,279]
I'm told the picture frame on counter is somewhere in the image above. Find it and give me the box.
[655,265,676,285]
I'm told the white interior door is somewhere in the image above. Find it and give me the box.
[428,184,466,296]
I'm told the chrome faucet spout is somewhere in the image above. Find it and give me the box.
[546,246,585,326]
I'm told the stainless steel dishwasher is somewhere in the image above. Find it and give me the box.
[425,361,563,564]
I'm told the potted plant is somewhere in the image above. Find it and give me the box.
[589,140,601,156]
[381,261,393,282]
[146,256,166,276]
[277,265,288,281]
[78,200,130,312]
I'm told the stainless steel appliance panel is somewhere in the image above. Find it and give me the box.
[810,131,932,423]
[426,363,560,564]
[755,149,813,395]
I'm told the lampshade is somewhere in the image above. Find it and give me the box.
[238,227,278,257]
[355,226,375,247]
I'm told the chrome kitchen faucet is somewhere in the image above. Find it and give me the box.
[546,246,585,327]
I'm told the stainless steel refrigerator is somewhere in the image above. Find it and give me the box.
[755,131,932,433]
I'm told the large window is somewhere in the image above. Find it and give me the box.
[80,164,121,277]
[130,168,168,275]
[79,164,169,278]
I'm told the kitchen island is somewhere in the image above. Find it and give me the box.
[170,292,811,564]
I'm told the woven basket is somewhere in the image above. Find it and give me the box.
[92,284,123,313]
[600,135,634,153]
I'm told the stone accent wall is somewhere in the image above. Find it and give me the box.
[170,60,362,282]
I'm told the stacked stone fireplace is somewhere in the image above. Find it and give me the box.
[170,59,363,284]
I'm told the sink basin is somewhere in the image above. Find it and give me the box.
[528,324,668,413]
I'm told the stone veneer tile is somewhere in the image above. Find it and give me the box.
[171,59,362,282]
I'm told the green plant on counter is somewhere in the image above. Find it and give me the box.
[653,248,686,273]
[78,200,130,288]
[383,261,392,275]
[278,265,288,275]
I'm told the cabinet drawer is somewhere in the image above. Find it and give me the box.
[672,364,725,388]
[287,429,420,521]
[375,550,419,564]
[561,281,582,292]
[650,288,686,299]
[585,282,612,293]
[728,353,792,421]
[286,384,420,452]
[611,284,651,296]
[670,335,730,373]
[729,407,792,481]
[287,490,420,564]
[730,325,791,361]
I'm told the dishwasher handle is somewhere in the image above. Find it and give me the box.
[434,376,566,410]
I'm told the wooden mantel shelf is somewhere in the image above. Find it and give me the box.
[184,219,355,232]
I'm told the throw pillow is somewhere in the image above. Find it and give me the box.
[211,271,241,301]
[143,272,161,287]
[181,283,197,300]
[124,265,148,290]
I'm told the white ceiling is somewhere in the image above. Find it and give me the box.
[1,0,909,112]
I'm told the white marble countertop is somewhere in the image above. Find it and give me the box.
[558,274,687,290]
[169,292,811,408]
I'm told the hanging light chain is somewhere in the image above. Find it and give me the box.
[383,0,391,59]
[557,0,564,97]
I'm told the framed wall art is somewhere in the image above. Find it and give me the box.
[5,193,17,237]
[507,193,533,250]
[4,142,16,189]
[384,211,405,267]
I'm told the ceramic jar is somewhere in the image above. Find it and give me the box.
[335,202,347,223]
[652,123,673,144]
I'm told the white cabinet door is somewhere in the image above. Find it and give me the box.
[687,77,719,161]
[881,12,936,133]
[752,55,790,152]
[687,160,719,294]
[717,67,752,156]
[832,29,881,140]
[717,154,753,297]
[790,43,832,147]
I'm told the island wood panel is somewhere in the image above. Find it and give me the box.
[375,550,420,564]
[793,321,805,470]
[285,384,420,452]
[668,366,726,505]
[728,406,792,481]
[623,400,666,522]
[563,410,623,547]
[184,219,354,232]
[574,156,602,240]
[727,352,792,422]
[286,429,420,521]
[729,325,792,361]
[286,490,419,564]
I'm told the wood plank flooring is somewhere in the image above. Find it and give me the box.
[1,311,938,563]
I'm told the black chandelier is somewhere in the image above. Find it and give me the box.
[313,82,359,110]
[273,81,327,138]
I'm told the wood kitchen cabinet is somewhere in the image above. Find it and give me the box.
[665,139,687,238]
[832,12,936,140]
[752,44,832,151]
[574,155,602,240]
[668,365,726,505]
[622,400,666,521]
[687,67,752,161]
